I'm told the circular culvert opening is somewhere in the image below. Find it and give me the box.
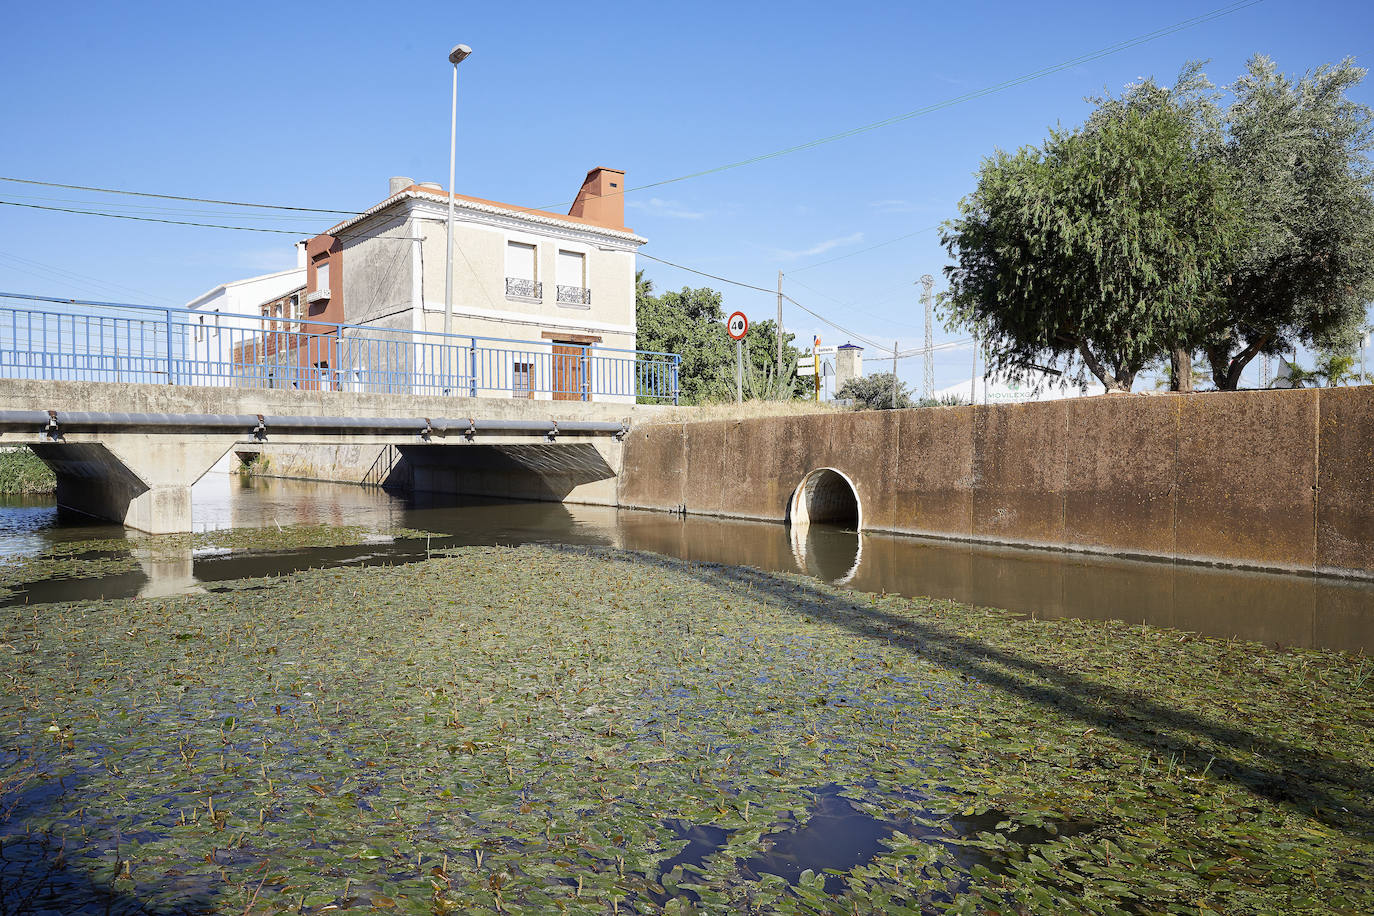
[787,467,861,531]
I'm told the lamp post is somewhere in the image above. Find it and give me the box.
[1362,326,1370,383]
[443,43,472,339]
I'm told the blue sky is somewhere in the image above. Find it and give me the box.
[1,0,1371,392]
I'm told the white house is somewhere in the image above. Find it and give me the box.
[187,168,655,402]
[183,257,306,386]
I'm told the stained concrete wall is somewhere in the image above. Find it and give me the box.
[619,387,1374,579]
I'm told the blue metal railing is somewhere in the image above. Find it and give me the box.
[0,293,680,403]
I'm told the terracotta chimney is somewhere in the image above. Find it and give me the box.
[567,167,626,229]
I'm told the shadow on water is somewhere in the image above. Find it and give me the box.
[586,547,1374,844]
[652,782,1084,904]
[1,775,218,915]
[2,474,1373,652]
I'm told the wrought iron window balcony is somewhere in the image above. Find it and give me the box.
[505,278,542,300]
[555,285,592,307]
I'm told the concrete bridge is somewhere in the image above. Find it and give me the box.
[0,379,635,533]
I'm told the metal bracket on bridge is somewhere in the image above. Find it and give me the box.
[253,415,267,441]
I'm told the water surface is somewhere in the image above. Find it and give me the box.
[2,474,1371,652]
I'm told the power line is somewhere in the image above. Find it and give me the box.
[0,199,419,245]
[3,196,917,348]
[637,252,777,295]
[783,295,889,351]
[535,0,1265,212]
[0,251,179,306]
[2,190,332,222]
[0,176,358,215]
[0,0,1264,271]
[637,251,891,348]
[0,199,309,234]
[785,274,927,334]
[0,2,1264,277]
[7,194,949,357]
[789,224,942,273]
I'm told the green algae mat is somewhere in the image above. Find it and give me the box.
[1,544,1372,914]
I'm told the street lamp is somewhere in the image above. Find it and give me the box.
[443,43,472,339]
[1362,326,1370,383]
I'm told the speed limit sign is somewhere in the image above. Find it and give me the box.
[727,311,748,340]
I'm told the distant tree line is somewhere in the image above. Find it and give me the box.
[941,55,1374,393]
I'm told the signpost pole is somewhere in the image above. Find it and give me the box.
[892,341,898,408]
[726,311,749,403]
[776,271,784,377]
[813,340,819,403]
[735,338,743,404]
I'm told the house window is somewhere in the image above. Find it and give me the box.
[512,361,533,398]
[556,250,589,306]
[308,261,331,304]
[505,241,540,300]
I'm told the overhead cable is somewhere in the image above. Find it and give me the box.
[636,251,890,348]
[0,176,358,215]
[534,0,1265,212]
[0,199,307,234]
[0,200,417,244]
[636,252,777,295]
[790,224,942,274]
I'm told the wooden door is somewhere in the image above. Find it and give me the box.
[552,344,584,400]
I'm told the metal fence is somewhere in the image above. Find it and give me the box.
[0,293,680,403]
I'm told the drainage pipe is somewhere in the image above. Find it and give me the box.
[0,410,628,437]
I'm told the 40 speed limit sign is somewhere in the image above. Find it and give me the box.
[727,311,749,340]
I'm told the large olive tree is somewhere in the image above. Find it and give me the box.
[943,56,1374,393]
[1203,56,1374,389]
[941,69,1240,392]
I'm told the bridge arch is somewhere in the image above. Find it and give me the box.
[787,467,862,531]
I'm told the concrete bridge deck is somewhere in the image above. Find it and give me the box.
[0,379,644,532]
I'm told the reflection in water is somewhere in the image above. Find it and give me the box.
[2,474,1372,653]
[131,546,201,599]
[790,523,862,584]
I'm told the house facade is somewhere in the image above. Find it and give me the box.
[183,264,307,386]
[186,168,658,402]
[301,167,647,401]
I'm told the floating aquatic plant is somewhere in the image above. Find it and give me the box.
[0,544,1370,913]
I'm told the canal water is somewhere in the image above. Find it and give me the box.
[2,473,1372,653]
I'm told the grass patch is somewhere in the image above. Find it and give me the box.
[0,447,55,495]
[1,545,1371,913]
[640,399,845,425]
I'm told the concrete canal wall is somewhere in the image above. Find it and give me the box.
[619,387,1374,579]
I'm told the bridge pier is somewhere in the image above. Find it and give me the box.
[30,437,234,534]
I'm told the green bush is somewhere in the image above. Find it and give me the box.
[0,447,56,495]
